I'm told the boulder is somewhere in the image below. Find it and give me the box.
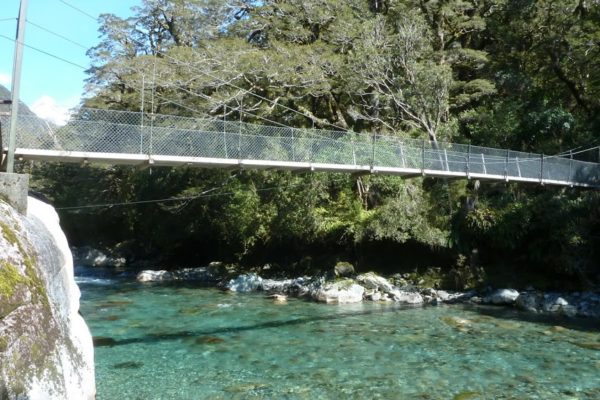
[515,292,542,312]
[0,197,95,399]
[485,289,520,305]
[72,246,126,268]
[313,280,365,303]
[137,270,173,282]
[388,289,424,304]
[356,272,394,293]
[174,267,216,282]
[436,290,451,301]
[333,262,355,278]
[227,273,263,292]
[136,267,219,283]
[261,278,294,293]
[542,294,574,315]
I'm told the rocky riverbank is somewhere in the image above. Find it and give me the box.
[133,264,600,319]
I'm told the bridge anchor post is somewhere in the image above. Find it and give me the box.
[0,172,28,214]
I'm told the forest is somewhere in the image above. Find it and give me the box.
[25,0,600,289]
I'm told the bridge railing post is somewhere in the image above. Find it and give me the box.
[371,133,376,171]
[421,139,425,174]
[351,134,356,166]
[504,148,509,181]
[569,150,573,182]
[540,153,544,184]
[466,144,471,177]
[291,128,295,162]
[223,105,228,158]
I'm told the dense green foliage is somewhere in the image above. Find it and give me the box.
[26,0,600,288]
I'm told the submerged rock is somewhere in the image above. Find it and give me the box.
[112,361,144,369]
[570,341,600,351]
[195,336,225,345]
[453,391,482,400]
[0,197,95,399]
[266,294,288,303]
[313,279,365,304]
[441,316,473,332]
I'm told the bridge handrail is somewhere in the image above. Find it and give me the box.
[1,108,599,188]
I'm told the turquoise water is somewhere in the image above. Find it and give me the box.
[77,269,600,399]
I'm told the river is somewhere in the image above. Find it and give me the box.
[76,267,600,399]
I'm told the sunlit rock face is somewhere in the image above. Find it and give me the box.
[0,197,95,400]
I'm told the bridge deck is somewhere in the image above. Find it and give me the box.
[2,108,599,188]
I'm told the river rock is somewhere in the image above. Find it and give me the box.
[72,246,126,268]
[389,289,424,304]
[356,272,394,293]
[542,294,576,316]
[0,197,95,399]
[312,279,365,303]
[436,290,451,301]
[515,291,543,312]
[174,267,216,282]
[261,276,313,294]
[137,270,173,282]
[136,267,218,283]
[227,273,263,292]
[365,291,382,301]
[484,288,520,305]
[333,262,355,278]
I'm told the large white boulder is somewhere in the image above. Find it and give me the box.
[485,288,520,305]
[388,289,424,304]
[0,197,95,399]
[137,270,174,282]
[313,280,365,304]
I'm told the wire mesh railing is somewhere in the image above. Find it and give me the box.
[1,108,599,187]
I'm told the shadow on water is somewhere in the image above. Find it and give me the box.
[464,304,600,333]
[93,304,422,347]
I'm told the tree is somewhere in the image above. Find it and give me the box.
[348,14,453,141]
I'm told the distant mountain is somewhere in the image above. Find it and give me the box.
[0,84,36,116]
[0,84,61,151]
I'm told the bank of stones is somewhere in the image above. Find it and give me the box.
[134,265,600,318]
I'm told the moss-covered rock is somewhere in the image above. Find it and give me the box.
[334,261,355,277]
[0,197,95,399]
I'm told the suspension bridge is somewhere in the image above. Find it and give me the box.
[1,108,599,188]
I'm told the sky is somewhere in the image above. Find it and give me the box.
[0,0,140,124]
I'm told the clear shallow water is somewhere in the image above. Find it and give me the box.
[77,268,600,399]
